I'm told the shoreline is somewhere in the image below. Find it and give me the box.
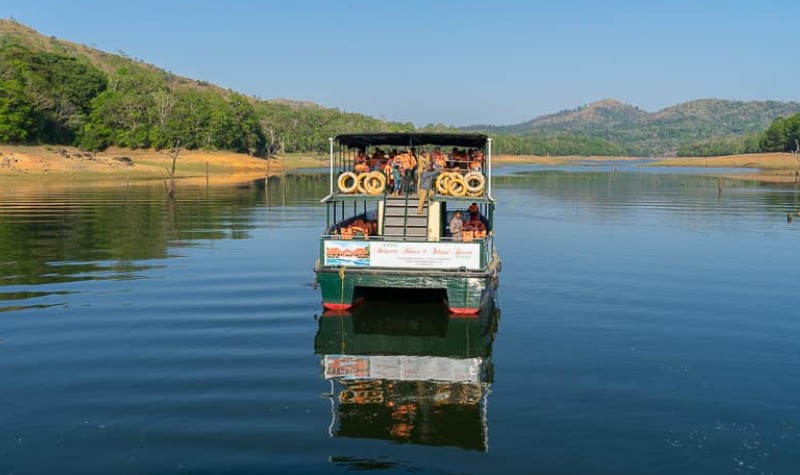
[0,145,325,187]
[2,145,799,186]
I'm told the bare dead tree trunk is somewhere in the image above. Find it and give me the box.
[794,139,800,183]
[164,141,181,199]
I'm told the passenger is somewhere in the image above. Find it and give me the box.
[417,151,432,186]
[354,148,369,173]
[458,149,469,171]
[417,162,439,215]
[468,217,486,232]
[467,202,480,221]
[448,148,458,169]
[391,164,403,196]
[368,149,381,170]
[354,161,369,173]
[432,147,446,169]
[449,211,464,241]
[395,149,416,193]
[469,149,484,172]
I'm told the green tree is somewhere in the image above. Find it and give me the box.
[760,116,787,152]
[0,79,36,142]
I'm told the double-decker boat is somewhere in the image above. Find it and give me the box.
[313,132,501,314]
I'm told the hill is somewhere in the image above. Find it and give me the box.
[0,18,410,155]
[2,18,798,158]
[465,98,800,156]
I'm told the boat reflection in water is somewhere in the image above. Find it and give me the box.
[314,294,500,451]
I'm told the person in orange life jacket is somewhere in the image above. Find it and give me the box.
[468,202,479,221]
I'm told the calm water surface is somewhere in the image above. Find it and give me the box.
[1,169,799,474]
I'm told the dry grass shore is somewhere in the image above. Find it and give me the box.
[2,145,799,187]
[493,154,642,165]
[0,145,326,188]
[649,153,800,183]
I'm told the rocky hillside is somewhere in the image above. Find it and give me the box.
[466,99,800,156]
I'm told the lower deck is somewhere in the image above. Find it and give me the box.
[318,175,499,314]
[314,255,501,314]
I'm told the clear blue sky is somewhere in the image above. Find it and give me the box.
[2,0,797,126]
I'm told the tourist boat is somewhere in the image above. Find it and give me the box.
[313,132,501,314]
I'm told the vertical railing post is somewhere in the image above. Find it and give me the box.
[487,137,493,198]
[402,169,410,239]
[329,137,334,196]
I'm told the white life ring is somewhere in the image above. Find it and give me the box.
[356,172,369,194]
[436,172,454,195]
[448,174,467,197]
[365,171,386,195]
[337,172,358,193]
[464,171,485,195]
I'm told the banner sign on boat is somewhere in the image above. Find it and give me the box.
[370,241,480,269]
[324,240,480,269]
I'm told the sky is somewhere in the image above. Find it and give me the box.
[1,0,797,126]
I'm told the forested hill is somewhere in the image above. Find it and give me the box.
[464,98,800,156]
[0,19,411,155]
[2,19,799,157]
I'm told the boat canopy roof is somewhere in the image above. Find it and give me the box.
[335,132,488,149]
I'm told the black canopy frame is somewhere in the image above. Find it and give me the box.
[335,132,488,149]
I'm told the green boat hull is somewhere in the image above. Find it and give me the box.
[314,258,500,314]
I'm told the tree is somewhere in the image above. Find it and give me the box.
[760,116,787,152]
[0,79,36,142]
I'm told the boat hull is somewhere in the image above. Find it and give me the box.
[314,258,500,314]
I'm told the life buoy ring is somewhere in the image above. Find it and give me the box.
[464,171,485,195]
[436,172,453,195]
[448,174,467,197]
[337,172,358,194]
[365,171,386,195]
[356,172,369,194]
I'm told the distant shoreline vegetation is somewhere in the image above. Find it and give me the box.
[676,114,800,157]
[1,18,799,159]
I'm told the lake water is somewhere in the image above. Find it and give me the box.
[1,167,799,474]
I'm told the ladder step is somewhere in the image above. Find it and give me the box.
[384,216,427,226]
[385,208,426,217]
[384,227,427,237]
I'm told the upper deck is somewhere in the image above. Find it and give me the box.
[321,132,495,204]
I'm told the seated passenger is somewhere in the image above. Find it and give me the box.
[457,149,469,171]
[468,218,486,232]
[432,147,446,169]
[354,149,369,173]
[368,151,380,170]
[469,149,484,172]
[354,149,368,164]
[449,211,464,241]
[467,202,479,221]
[448,148,458,169]
[354,161,370,173]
